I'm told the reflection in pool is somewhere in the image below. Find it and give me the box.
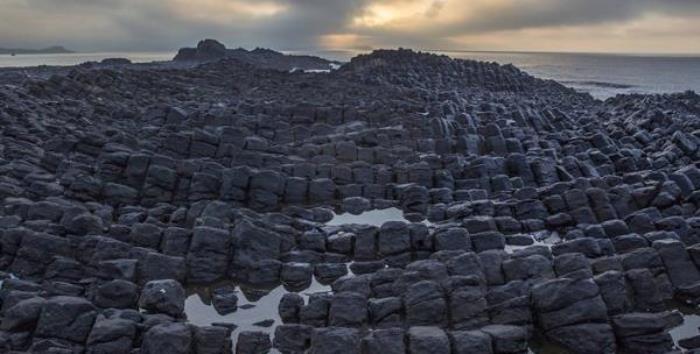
[504,231,562,254]
[327,207,431,227]
[184,277,332,350]
[669,301,700,349]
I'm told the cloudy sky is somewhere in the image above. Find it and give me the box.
[1,0,700,53]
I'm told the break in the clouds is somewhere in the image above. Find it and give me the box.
[1,0,699,53]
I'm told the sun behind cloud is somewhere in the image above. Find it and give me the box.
[352,0,452,28]
[0,0,699,53]
[169,0,288,24]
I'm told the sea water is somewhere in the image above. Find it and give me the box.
[2,50,698,99]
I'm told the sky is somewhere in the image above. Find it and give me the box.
[1,0,700,54]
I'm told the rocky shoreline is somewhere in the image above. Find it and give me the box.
[1,39,700,353]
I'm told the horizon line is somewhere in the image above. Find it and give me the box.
[4,45,700,58]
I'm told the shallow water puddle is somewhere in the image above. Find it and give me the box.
[669,302,700,349]
[505,231,562,254]
[184,277,332,349]
[327,207,430,227]
[671,314,700,348]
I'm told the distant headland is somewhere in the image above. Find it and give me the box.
[0,46,73,55]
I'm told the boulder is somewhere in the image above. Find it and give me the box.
[86,318,137,354]
[342,197,370,215]
[236,331,270,354]
[141,322,192,354]
[329,292,367,327]
[362,328,405,354]
[279,293,304,323]
[547,323,616,354]
[378,221,410,256]
[0,297,45,331]
[138,279,186,317]
[194,326,232,354]
[450,330,493,354]
[187,226,231,283]
[310,327,360,354]
[35,296,97,343]
[211,285,238,315]
[407,327,450,354]
[404,281,446,326]
[273,324,313,353]
[92,279,139,309]
[480,325,529,354]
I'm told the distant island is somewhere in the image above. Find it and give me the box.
[0,46,73,55]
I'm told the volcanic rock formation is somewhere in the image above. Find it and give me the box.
[0,41,699,353]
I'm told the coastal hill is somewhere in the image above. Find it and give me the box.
[0,45,73,55]
[173,38,336,71]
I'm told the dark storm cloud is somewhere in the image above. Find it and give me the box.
[248,0,370,47]
[0,0,698,51]
[432,0,700,36]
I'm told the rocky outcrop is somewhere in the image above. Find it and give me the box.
[173,38,336,71]
[0,47,699,353]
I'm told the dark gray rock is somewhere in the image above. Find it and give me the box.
[315,263,348,283]
[86,317,137,354]
[362,328,405,354]
[404,280,446,326]
[481,325,529,354]
[281,262,313,289]
[279,293,304,323]
[35,296,97,343]
[341,197,370,215]
[92,279,139,309]
[378,221,410,256]
[594,271,631,315]
[300,293,331,327]
[310,327,360,354]
[653,240,700,288]
[139,252,187,284]
[141,322,192,354]
[471,231,506,252]
[138,279,185,317]
[450,330,493,354]
[194,326,232,354]
[233,220,283,269]
[211,285,238,315]
[329,292,367,327]
[273,324,313,354]
[0,297,45,331]
[236,331,271,354]
[368,297,402,328]
[434,227,471,251]
[547,323,616,354]
[407,327,450,354]
[187,226,231,283]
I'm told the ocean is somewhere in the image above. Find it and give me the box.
[1,50,699,100]
[444,51,700,100]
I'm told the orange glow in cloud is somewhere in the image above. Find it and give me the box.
[1,0,699,53]
[320,34,366,49]
[170,0,287,23]
[352,0,446,28]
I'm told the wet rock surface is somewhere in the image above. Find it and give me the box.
[0,40,700,353]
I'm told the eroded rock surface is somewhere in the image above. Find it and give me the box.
[0,41,699,353]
